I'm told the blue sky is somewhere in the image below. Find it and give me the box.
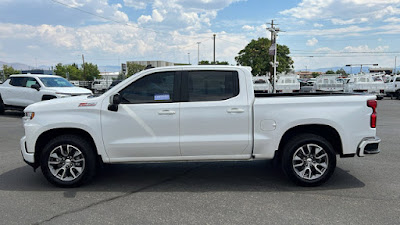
[1,0,400,71]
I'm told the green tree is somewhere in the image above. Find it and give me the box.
[325,70,335,74]
[311,72,320,78]
[54,63,67,77]
[2,65,20,78]
[235,37,293,76]
[335,68,347,76]
[126,62,146,77]
[82,62,100,81]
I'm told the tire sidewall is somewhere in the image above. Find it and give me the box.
[282,134,337,187]
[40,135,96,187]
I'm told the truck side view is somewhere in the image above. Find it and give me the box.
[20,66,380,187]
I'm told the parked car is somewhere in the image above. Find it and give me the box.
[20,66,380,187]
[0,74,92,114]
[385,75,400,99]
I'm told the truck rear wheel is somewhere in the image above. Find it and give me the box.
[282,133,336,187]
[40,135,97,187]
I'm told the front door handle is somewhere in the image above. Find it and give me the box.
[158,110,176,115]
[227,108,245,113]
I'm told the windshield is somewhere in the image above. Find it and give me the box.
[39,77,74,87]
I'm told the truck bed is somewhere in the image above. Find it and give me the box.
[255,92,361,98]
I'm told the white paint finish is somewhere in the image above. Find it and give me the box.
[101,102,181,158]
[20,65,379,166]
[0,74,92,107]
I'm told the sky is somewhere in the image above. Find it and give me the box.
[0,0,400,71]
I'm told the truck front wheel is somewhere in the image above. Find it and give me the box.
[282,133,336,187]
[0,97,4,115]
[40,135,97,187]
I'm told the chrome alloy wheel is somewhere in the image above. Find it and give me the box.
[48,144,85,182]
[292,144,329,180]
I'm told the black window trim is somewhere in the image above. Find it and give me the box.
[118,71,182,105]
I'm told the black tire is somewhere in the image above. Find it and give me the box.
[40,135,97,187]
[281,133,337,187]
[0,96,5,115]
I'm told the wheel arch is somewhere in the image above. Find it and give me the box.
[277,124,343,157]
[34,128,102,167]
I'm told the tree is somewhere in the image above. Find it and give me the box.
[235,37,293,76]
[199,60,229,65]
[54,62,99,80]
[2,65,20,78]
[82,62,100,81]
[312,72,320,78]
[335,68,347,76]
[126,62,146,77]
[325,70,335,74]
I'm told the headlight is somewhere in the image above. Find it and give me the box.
[23,112,35,121]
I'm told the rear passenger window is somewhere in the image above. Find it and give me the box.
[187,71,239,102]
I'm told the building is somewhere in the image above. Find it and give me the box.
[99,71,119,80]
[296,71,323,79]
[126,60,175,68]
[369,67,393,75]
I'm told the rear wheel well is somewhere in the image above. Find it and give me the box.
[276,124,343,159]
[34,128,100,167]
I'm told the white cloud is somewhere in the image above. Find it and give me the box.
[306,37,318,46]
[242,25,254,31]
[280,0,400,24]
[384,17,400,23]
[313,23,324,27]
[123,0,149,9]
[331,18,368,25]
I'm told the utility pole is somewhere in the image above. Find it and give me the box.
[197,42,201,65]
[188,53,191,65]
[82,54,86,80]
[213,34,216,64]
[267,20,280,93]
[394,56,397,75]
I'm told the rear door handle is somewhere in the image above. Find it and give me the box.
[158,110,176,115]
[227,108,245,113]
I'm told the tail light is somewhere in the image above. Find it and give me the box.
[367,100,377,128]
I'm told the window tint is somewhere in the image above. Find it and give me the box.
[10,77,27,87]
[396,77,400,82]
[187,71,239,102]
[119,72,175,104]
[25,77,40,88]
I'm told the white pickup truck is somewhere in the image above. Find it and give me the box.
[20,66,380,187]
[0,74,92,114]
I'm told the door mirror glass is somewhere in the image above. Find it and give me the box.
[31,84,40,91]
[108,94,121,112]
[110,94,121,105]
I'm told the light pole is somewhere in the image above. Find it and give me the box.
[268,26,280,93]
[188,53,191,65]
[197,42,201,65]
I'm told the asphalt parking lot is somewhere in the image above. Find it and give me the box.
[0,99,400,225]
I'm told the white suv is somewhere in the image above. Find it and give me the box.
[0,74,92,114]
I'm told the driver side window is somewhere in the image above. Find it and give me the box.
[119,71,176,104]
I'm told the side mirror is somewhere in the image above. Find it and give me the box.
[31,84,40,91]
[108,94,121,112]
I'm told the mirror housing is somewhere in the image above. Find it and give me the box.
[108,94,121,112]
[31,84,40,91]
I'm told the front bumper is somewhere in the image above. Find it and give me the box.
[357,137,381,157]
[20,136,35,164]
